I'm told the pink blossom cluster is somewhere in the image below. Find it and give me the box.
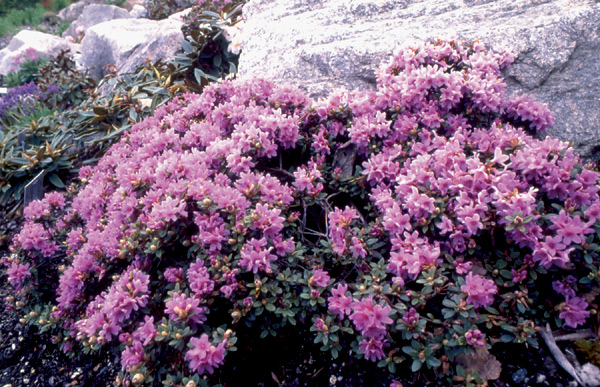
[559,297,590,329]
[4,38,600,383]
[461,272,497,309]
[185,334,227,374]
[348,296,393,360]
[327,206,362,256]
[74,267,150,344]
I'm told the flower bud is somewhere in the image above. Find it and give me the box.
[185,381,197,387]
[132,373,145,384]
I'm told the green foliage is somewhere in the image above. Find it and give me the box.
[104,0,128,7]
[0,0,244,210]
[0,0,73,37]
[0,57,173,209]
[575,339,600,367]
[36,50,96,108]
[0,4,47,37]
[53,0,71,11]
[145,0,182,20]
[177,2,245,87]
[0,0,40,17]
[55,20,71,36]
[4,57,49,87]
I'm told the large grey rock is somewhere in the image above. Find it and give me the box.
[239,0,600,160]
[57,0,105,22]
[80,18,184,78]
[0,30,77,75]
[63,4,132,40]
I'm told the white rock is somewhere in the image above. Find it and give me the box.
[130,4,148,19]
[80,18,184,79]
[579,363,600,387]
[63,4,132,40]
[0,30,76,75]
[168,7,194,22]
[239,0,600,159]
[57,0,104,21]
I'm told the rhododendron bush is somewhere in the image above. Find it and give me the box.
[4,39,600,385]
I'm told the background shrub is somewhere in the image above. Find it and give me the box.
[0,2,244,212]
[4,39,600,386]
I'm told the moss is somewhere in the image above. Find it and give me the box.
[574,339,600,367]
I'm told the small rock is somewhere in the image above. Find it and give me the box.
[129,4,147,18]
[512,368,528,384]
[568,381,578,387]
[579,363,600,387]
[22,379,29,384]
[329,375,337,385]
[536,374,547,384]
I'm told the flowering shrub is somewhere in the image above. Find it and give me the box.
[4,39,600,385]
[3,48,48,87]
[0,81,58,128]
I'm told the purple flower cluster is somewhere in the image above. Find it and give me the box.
[0,81,59,128]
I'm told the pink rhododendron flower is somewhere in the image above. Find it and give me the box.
[238,237,277,274]
[560,297,590,328]
[6,262,31,289]
[185,334,226,375]
[465,329,485,346]
[310,268,330,288]
[187,259,215,297]
[349,296,393,338]
[133,316,156,346]
[121,340,144,370]
[461,272,497,309]
[165,292,206,324]
[402,308,419,326]
[328,283,352,318]
[359,336,387,362]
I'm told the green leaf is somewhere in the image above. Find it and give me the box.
[388,362,396,373]
[201,10,221,19]
[181,39,194,53]
[48,173,65,188]
[411,359,422,372]
[426,357,441,369]
[92,106,109,116]
[499,334,514,343]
